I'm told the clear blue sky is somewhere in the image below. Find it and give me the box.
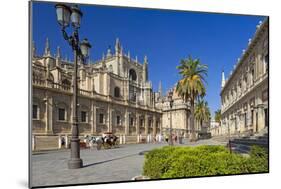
[32,1,265,118]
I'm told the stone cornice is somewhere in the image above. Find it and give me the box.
[220,18,268,95]
[221,74,268,116]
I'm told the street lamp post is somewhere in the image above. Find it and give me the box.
[224,119,232,153]
[168,90,174,146]
[55,3,92,169]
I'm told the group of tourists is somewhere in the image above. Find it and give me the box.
[84,132,119,150]
[60,131,186,150]
[144,132,185,145]
[164,132,185,145]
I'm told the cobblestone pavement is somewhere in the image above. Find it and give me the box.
[31,139,225,187]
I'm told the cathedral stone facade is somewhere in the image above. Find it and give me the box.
[220,18,269,137]
[32,38,190,150]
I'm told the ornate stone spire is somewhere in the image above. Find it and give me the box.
[120,46,123,55]
[135,55,138,63]
[102,56,106,69]
[115,38,121,55]
[144,55,148,64]
[56,46,61,58]
[44,38,51,56]
[106,46,112,57]
[248,38,252,45]
[55,46,61,67]
[128,51,130,59]
[143,55,148,82]
[102,53,105,61]
[221,69,225,88]
[158,80,162,97]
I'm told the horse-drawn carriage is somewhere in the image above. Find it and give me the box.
[85,132,119,150]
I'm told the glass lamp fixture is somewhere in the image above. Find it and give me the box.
[55,4,71,27]
[71,5,83,28]
[80,38,92,58]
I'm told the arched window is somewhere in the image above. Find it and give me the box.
[32,103,39,120]
[62,79,71,90]
[129,69,137,81]
[81,111,88,123]
[57,103,68,121]
[114,87,120,97]
[116,115,121,125]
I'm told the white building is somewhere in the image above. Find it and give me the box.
[220,18,269,136]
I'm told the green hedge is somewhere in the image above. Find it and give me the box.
[143,145,268,179]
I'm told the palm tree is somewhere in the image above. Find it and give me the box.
[214,109,221,125]
[214,109,222,135]
[195,99,211,131]
[176,56,208,141]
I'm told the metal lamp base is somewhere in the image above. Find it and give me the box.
[68,158,83,169]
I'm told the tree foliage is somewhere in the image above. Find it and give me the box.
[143,145,268,179]
[195,99,211,129]
[215,109,222,125]
[176,56,208,141]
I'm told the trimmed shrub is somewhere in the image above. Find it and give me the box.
[245,145,269,173]
[143,145,268,179]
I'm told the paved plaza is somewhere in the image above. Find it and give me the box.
[31,139,225,187]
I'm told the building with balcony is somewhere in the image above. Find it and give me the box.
[220,18,269,136]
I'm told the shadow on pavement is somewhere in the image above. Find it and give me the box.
[83,153,138,168]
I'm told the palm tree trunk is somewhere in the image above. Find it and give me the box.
[190,100,196,142]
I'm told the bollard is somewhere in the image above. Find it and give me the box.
[84,134,87,143]
[137,134,139,143]
[119,134,123,144]
[84,134,88,147]
[123,135,126,144]
[58,135,62,149]
[32,135,35,151]
[65,134,69,149]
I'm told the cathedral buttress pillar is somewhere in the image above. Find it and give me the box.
[135,112,140,135]
[153,116,157,137]
[144,114,148,136]
[91,101,96,134]
[45,94,53,134]
[124,108,129,135]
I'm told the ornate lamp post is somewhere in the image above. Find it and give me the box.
[168,90,174,146]
[55,3,92,169]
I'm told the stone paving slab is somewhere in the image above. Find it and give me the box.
[31,139,224,187]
